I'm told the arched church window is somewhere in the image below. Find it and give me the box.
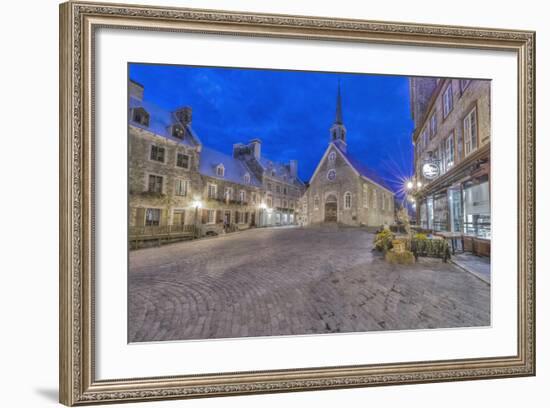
[328,151,336,162]
[344,192,352,209]
[327,169,336,181]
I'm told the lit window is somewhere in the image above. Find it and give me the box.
[176,153,190,169]
[150,145,165,163]
[175,179,188,196]
[463,107,478,156]
[443,84,453,118]
[327,169,336,181]
[344,192,352,209]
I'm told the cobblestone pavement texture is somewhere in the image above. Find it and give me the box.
[129,226,491,342]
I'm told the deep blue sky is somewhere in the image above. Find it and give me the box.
[129,63,415,196]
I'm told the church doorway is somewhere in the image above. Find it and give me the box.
[324,194,338,222]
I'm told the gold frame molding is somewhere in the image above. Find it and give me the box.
[59,1,536,405]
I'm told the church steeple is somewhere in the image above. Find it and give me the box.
[330,81,347,148]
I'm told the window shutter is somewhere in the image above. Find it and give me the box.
[135,208,145,227]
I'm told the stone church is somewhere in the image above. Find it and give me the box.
[303,84,396,227]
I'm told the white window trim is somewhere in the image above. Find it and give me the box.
[373,189,378,209]
[174,179,188,197]
[463,107,478,157]
[344,191,352,210]
[244,173,251,184]
[443,83,453,118]
[207,182,217,199]
[148,143,166,164]
[145,172,164,194]
[240,190,246,202]
[216,164,225,178]
[175,151,190,170]
[207,209,216,225]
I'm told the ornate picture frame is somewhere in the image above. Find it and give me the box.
[59,1,535,405]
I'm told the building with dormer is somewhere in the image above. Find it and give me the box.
[128,80,305,237]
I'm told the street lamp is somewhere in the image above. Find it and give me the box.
[406,181,413,190]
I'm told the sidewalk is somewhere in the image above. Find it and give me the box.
[451,253,491,285]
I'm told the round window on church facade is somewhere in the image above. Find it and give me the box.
[327,169,336,181]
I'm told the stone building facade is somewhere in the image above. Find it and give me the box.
[303,85,395,227]
[410,77,491,255]
[128,80,305,237]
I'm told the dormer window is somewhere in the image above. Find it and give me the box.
[271,170,276,177]
[172,124,184,139]
[244,173,251,184]
[216,164,225,178]
[132,107,150,127]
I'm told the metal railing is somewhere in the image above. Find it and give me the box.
[129,224,197,249]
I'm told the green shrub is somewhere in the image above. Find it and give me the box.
[374,229,394,253]
[411,237,451,262]
[413,233,428,240]
[385,249,415,265]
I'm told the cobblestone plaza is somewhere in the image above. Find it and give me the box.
[129,226,490,342]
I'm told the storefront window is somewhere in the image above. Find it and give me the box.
[420,202,427,229]
[427,197,434,230]
[448,188,463,233]
[433,194,448,231]
[463,180,491,238]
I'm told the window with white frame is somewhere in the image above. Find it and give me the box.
[429,112,437,138]
[244,173,250,184]
[463,107,478,156]
[176,152,190,169]
[207,183,217,199]
[344,192,352,209]
[224,187,233,201]
[251,192,257,204]
[314,196,320,210]
[363,184,369,208]
[445,132,455,170]
[145,208,161,226]
[216,164,225,177]
[240,190,246,202]
[147,174,163,193]
[175,179,188,196]
[150,144,165,163]
[443,83,453,118]
[207,209,216,224]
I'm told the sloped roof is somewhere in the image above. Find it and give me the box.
[199,146,262,188]
[259,157,305,186]
[129,96,197,147]
[332,142,394,193]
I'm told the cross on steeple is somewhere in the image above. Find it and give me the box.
[330,80,347,147]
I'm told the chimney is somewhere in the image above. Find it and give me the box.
[129,79,144,102]
[232,143,246,158]
[174,106,192,125]
[289,160,298,179]
[248,139,262,160]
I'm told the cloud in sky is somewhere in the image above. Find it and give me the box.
[129,63,415,196]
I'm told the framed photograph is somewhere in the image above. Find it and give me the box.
[59,1,536,405]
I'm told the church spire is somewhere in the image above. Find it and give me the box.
[330,80,347,148]
[335,80,343,125]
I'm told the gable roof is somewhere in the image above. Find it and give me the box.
[199,146,262,188]
[310,142,394,195]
